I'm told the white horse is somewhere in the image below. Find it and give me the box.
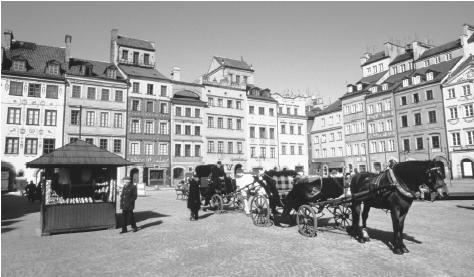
[234,172,266,214]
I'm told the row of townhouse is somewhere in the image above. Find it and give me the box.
[309,23,474,180]
[1,29,311,188]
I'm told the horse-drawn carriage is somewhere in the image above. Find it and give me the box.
[193,164,260,213]
[249,160,448,255]
[249,169,352,229]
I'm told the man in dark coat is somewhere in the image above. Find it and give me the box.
[187,177,201,221]
[120,177,138,233]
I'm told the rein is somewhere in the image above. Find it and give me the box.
[388,168,416,199]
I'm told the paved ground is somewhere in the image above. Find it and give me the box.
[2,189,474,277]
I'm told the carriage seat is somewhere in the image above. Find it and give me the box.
[272,175,295,200]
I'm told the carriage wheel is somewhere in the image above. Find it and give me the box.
[333,205,352,229]
[296,205,318,237]
[250,195,270,227]
[210,194,223,213]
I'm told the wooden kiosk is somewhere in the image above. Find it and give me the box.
[26,140,134,235]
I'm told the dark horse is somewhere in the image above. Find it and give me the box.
[194,164,234,206]
[349,160,448,255]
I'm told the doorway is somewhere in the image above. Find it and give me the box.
[130,168,139,184]
[461,158,474,178]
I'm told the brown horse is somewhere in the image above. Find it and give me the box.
[349,160,448,255]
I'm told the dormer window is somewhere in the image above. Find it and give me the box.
[426,72,434,81]
[122,50,128,61]
[347,86,353,93]
[412,75,420,85]
[435,56,440,64]
[144,54,150,65]
[393,66,398,74]
[446,53,452,60]
[370,86,378,93]
[402,79,409,87]
[47,64,60,75]
[379,64,383,71]
[424,60,430,67]
[401,64,406,72]
[357,84,363,91]
[81,64,93,76]
[106,68,117,79]
[382,83,388,91]
[13,60,26,71]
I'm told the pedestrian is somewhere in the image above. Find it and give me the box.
[187,177,201,221]
[120,177,138,233]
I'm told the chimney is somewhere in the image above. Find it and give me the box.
[2,30,13,50]
[65,35,72,63]
[110,29,118,64]
[360,52,371,65]
[411,41,431,60]
[384,42,406,61]
[171,66,181,81]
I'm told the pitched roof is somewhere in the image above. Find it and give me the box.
[315,99,342,116]
[366,69,415,99]
[449,55,474,79]
[214,56,253,71]
[389,51,413,66]
[362,51,387,66]
[116,36,154,51]
[469,33,474,43]
[26,140,134,168]
[119,64,169,81]
[67,58,127,82]
[357,70,388,84]
[1,40,66,80]
[395,56,462,93]
[419,39,462,60]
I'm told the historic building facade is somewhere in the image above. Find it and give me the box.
[110,29,172,186]
[310,99,345,176]
[443,56,474,179]
[272,93,309,174]
[64,57,128,181]
[395,57,462,165]
[170,72,206,184]
[246,86,279,173]
[1,31,67,182]
[201,56,252,175]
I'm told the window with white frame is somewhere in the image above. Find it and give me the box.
[463,85,471,96]
[382,83,388,91]
[208,97,214,107]
[86,111,95,126]
[376,103,382,113]
[446,53,452,60]
[145,144,154,155]
[465,104,474,117]
[160,122,168,134]
[353,144,359,155]
[100,112,108,127]
[346,144,352,156]
[145,121,154,134]
[99,139,108,150]
[387,119,393,131]
[7,108,21,124]
[378,121,385,132]
[388,140,395,151]
[402,79,409,87]
[426,72,433,81]
[452,132,461,146]
[368,105,374,114]
[115,90,123,102]
[424,60,430,67]
[321,134,326,143]
[24,138,38,155]
[361,143,366,154]
[369,123,375,134]
[130,142,140,155]
[370,141,377,153]
[449,107,458,119]
[337,132,342,141]
[131,119,140,133]
[44,110,57,126]
[159,144,168,155]
[401,64,406,72]
[113,139,122,153]
[114,113,123,128]
[26,109,40,125]
[467,131,474,145]
[448,88,456,99]
[435,56,440,64]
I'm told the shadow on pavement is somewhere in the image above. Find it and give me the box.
[198,212,214,220]
[456,205,474,210]
[366,227,422,251]
[115,210,169,229]
[1,194,41,222]
[139,220,163,229]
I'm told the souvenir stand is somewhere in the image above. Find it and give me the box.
[26,140,134,235]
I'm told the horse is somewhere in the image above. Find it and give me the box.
[349,160,448,255]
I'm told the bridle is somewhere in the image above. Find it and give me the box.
[425,166,445,191]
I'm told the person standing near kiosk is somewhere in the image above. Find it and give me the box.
[120,177,138,233]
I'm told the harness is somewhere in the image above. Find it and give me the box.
[387,168,416,199]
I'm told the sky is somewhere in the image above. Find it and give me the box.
[2,1,474,103]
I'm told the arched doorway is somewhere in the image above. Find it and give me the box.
[461,158,474,178]
[130,168,139,184]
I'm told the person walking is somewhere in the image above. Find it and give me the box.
[120,177,138,233]
[187,177,201,221]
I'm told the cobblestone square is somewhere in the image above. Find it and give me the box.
[2,189,474,277]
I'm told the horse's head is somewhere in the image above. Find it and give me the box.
[424,161,448,199]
